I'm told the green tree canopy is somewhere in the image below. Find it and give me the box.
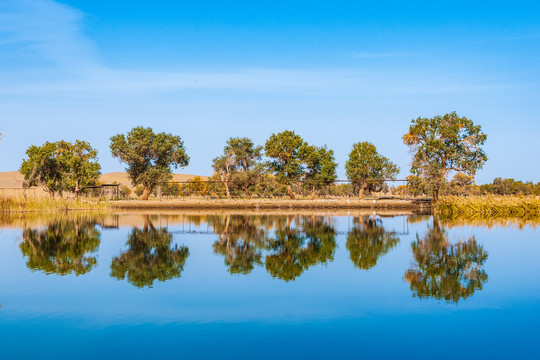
[110,127,189,200]
[301,145,338,198]
[228,137,266,199]
[20,218,101,276]
[20,141,64,196]
[20,140,101,197]
[404,219,488,304]
[110,219,189,288]
[346,216,400,270]
[59,140,101,197]
[345,141,399,198]
[212,137,265,199]
[403,112,487,202]
[479,177,540,196]
[264,130,306,199]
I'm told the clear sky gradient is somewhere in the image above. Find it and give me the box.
[1,0,539,183]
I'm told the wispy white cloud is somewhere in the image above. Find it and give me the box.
[0,0,100,71]
[0,0,501,97]
[0,67,504,97]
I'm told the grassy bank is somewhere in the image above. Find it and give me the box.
[0,196,111,213]
[437,195,540,217]
[111,198,432,210]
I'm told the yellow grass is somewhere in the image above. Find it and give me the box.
[0,196,111,213]
[437,195,540,217]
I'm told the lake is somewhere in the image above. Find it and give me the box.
[1,211,539,359]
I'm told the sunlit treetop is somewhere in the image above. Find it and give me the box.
[403,112,487,201]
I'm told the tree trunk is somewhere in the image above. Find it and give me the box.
[311,185,316,200]
[358,182,368,199]
[75,180,80,198]
[224,182,231,200]
[141,187,152,200]
[219,174,231,199]
[287,185,295,200]
[432,188,440,204]
[243,186,251,199]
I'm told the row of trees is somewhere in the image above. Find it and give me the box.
[407,174,540,197]
[19,126,400,200]
[18,112,492,201]
[20,214,488,303]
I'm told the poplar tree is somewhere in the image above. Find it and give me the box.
[345,142,399,198]
[403,112,487,202]
[110,127,189,200]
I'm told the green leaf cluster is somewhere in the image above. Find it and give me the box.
[403,112,487,201]
[212,137,265,198]
[264,130,306,184]
[301,145,337,194]
[110,127,189,199]
[264,130,337,197]
[20,140,101,196]
[345,141,399,196]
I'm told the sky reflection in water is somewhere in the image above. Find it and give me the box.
[0,212,539,359]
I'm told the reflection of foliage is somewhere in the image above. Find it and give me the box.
[209,214,337,281]
[407,215,432,224]
[209,215,266,274]
[404,220,488,304]
[110,221,189,288]
[20,219,101,275]
[346,216,399,270]
[265,216,336,282]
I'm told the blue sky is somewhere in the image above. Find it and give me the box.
[0,0,539,183]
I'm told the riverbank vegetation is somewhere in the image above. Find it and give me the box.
[6,111,538,214]
[0,196,110,213]
[436,195,540,217]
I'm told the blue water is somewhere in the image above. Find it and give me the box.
[0,213,539,359]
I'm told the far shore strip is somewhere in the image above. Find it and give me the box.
[111,198,432,210]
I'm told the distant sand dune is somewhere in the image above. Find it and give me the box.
[0,171,207,190]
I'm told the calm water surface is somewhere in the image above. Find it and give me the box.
[1,212,539,359]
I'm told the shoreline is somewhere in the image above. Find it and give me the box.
[111,198,432,210]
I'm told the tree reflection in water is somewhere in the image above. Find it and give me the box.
[404,219,488,303]
[346,216,400,270]
[264,215,337,282]
[20,218,101,276]
[110,217,189,288]
[209,215,337,281]
[209,215,266,275]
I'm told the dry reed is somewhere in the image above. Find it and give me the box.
[437,195,540,218]
[0,196,111,213]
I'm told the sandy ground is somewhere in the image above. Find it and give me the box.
[0,171,25,187]
[0,171,205,196]
[112,198,432,210]
[99,172,205,187]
